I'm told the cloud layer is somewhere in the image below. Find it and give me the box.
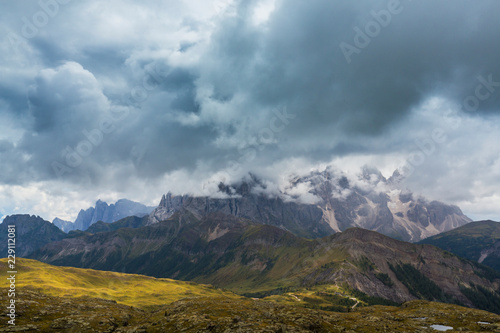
[1,0,499,221]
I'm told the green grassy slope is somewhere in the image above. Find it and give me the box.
[0,258,237,309]
[28,213,500,314]
[2,289,499,332]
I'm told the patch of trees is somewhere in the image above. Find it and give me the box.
[374,272,394,287]
[388,262,453,302]
[460,283,500,315]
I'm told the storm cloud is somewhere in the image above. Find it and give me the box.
[0,0,499,221]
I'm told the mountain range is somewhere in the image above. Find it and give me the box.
[44,168,471,242]
[8,210,496,314]
[148,169,471,242]
[3,259,499,332]
[52,198,155,232]
[2,167,498,321]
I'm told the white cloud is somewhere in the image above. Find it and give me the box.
[252,0,277,26]
[0,182,90,221]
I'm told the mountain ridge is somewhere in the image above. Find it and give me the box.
[53,198,155,232]
[29,210,500,313]
[0,215,67,257]
[419,220,500,271]
[147,168,471,242]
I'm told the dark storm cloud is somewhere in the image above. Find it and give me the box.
[9,62,109,182]
[202,0,500,140]
[160,68,200,113]
[0,85,29,116]
[1,0,500,187]
[178,0,500,173]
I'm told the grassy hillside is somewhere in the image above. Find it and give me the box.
[1,258,500,331]
[28,212,500,314]
[2,288,499,332]
[0,258,237,309]
[1,258,391,314]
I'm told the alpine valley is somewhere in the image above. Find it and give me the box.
[1,168,500,332]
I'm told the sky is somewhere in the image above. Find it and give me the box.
[0,0,499,222]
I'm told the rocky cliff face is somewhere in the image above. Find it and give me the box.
[148,168,471,242]
[52,218,73,233]
[148,190,329,239]
[302,168,471,241]
[60,199,155,232]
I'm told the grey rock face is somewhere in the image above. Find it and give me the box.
[148,168,471,242]
[293,168,472,242]
[147,193,185,225]
[56,199,155,232]
[52,218,73,233]
[148,190,330,239]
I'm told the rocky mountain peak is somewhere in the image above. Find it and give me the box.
[52,217,73,233]
[215,174,268,198]
[148,167,471,242]
[388,169,404,185]
[360,165,387,185]
[53,199,155,232]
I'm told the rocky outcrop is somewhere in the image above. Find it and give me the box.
[52,217,73,233]
[147,190,330,239]
[147,193,186,224]
[59,199,155,232]
[0,215,67,257]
